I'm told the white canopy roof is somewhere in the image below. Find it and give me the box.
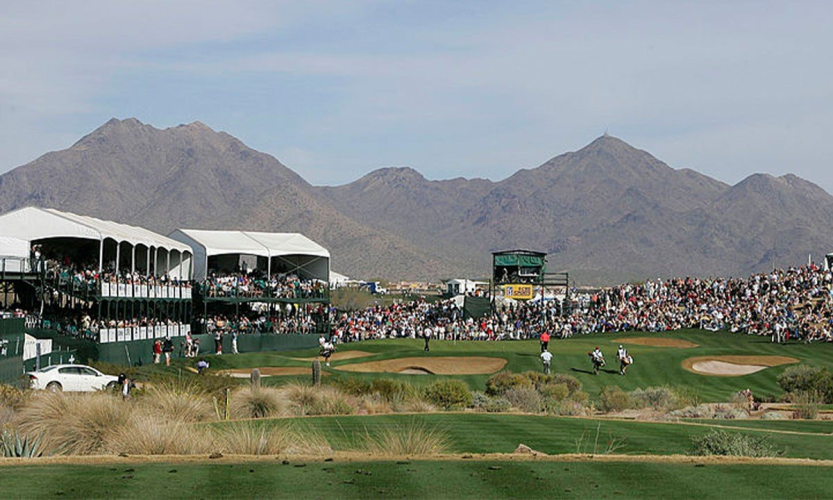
[169,229,330,281]
[0,207,191,253]
[0,236,30,259]
[169,229,329,259]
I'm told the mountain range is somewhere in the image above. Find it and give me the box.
[1,118,831,284]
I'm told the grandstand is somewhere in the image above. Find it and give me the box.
[0,208,328,371]
[168,229,331,336]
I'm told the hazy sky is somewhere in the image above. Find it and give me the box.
[2,1,832,191]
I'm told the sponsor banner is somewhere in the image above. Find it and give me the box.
[504,284,534,300]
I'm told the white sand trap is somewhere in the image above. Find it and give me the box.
[690,360,767,376]
[682,355,798,377]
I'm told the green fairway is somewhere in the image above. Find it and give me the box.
[213,413,833,460]
[187,330,833,402]
[1,459,831,499]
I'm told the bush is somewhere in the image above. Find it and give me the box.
[540,383,570,402]
[545,399,591,416]
[423,380,472,410]
[230,387,283,419]
[371,379,415,402]
[778,365,833,403]
[308,387,355,416]
[690,430,783,457]
[668,404,712,419]
[485,372,532,396]
[553,374,582,394]
[107,415,210,455]
[520,372,554,391]
[142,383,214,422]
[15,392,133,455]
[505,388,543,413]
[332,377,372,396]
[712,405,749,420]
[361,419,449,455]
[792,392,820,419]
[598,386,632,413]
[630,386,679,411]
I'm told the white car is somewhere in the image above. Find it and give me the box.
[26,364,119,393]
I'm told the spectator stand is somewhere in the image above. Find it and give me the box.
[0,207,194,351]
[169,229,331,334]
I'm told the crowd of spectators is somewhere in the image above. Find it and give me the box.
[201,272,326,300]
[327,264,833,344]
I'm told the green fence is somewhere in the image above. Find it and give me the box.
[26,329,320,366]
[0,318,25,385]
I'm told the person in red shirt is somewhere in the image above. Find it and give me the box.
[540,331,550,352]
[152,339,162,364]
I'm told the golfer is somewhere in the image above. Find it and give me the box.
[540,349,553,375]
[540,331,550,352]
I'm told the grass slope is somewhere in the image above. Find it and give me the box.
[217,413,833,460]
[186,330,833,402]
[1,460,832,499]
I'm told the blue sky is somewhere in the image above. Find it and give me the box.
[2,1,832,191]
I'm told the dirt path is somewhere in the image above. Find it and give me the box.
[3,452,833,467]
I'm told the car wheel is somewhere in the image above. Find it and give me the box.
[46,381,62,393]
[106,381,118,390]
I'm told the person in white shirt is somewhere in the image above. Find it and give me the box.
[540,349,553,375]
[617,345,632,376]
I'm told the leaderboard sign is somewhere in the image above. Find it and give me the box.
[503,284,534,300]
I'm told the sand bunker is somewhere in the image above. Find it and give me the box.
[337,356,507,375]
[682,356,798,377]
[615,337,699,348]
[290,351,376,362]
[217,367,326,378]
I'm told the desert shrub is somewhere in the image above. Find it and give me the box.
[0,384,31,409]
[540,383,570,402]
[712,405,749,420]
[230,387,283,419]
[485,372,532,395]
[371,379,415,402]
[471,391,490,409]
[553,374,582,394]
[308,386,355,416]
[598,386,632,413]
[792,392,820,419]
[545,399,591,416]
[674,385,704,407]
[15,392,133,455]
[141,383,214,422]
[668,404,713,419]
[778,365,833,403]
[520,372,554,391]
[630,386,680,411]
[690,430,783,457]
[761,411,787,420]
[423,380,472,410]
[331,377,372,396]
[357,395,393,415]
[108,415,210,455]
[361,419,450,455]
[568,390,590,405]
[483,397,511,413]
[399,398,436,413]
[505,387,543,413]
[284,382,319,416]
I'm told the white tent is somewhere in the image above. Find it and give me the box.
[169,229,330,282]
[0,207,193,279]
[0,236,31,273]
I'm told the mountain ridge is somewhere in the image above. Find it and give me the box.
[1,118,831,284]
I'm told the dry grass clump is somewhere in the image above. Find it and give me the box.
[107,415,211,455]
[283,383,356,416]
[362,420,450,456]
[15,392,133,455]
[215,421,332,456]
[229,387,284,419]
[141,383,214,423]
